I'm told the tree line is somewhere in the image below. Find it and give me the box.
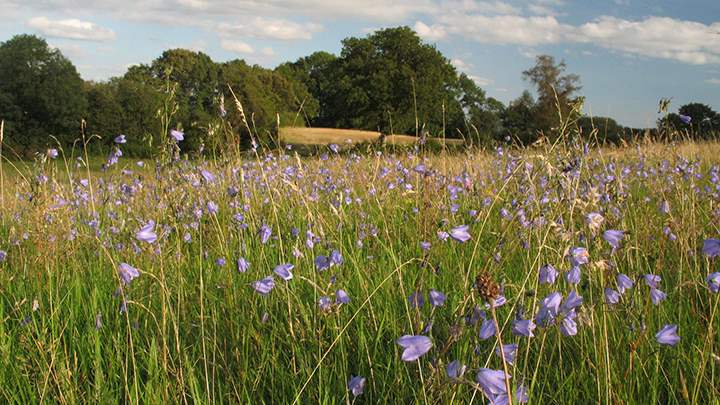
[1,28,718,158]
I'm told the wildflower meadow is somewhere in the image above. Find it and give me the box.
[1,130,719,404]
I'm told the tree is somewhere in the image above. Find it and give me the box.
[0,34,87,156]
[295,27,467,136]
[659,103,720,140]
[275,51,332,124]
[502,91,538,145]
[577,116,624,144]
[522,55,581,137]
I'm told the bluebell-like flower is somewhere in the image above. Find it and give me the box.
[616,273,634,294]
[206,201,218,214]
[237,257,249,273]
[319,296,331,311]
[259,224,271,244]
[495,343,518,365]
[679,114,692,125]
[644,274,661,288]
[252,276,275,295]
[603,230,625,250]
[536,291,562,326]
[273,263,294,281]
[655,324,680,346]
[170,129,184,141]
[475,368,509,399]
[479,318,496,340]
[650,288,666,305]
[136,220,157,244]
[396,335,433,361]
[707,272,720,293]
[348,375,366,397]
[0,250,6,262]
[565,266,581,285]
[114,134,127,144]
[336,289,350,304]
[409,291,424,308]
[560,311,578,336]
[604,288,621,305]
[703,239,720,257]
[446,360,466,380]
[118,262,140,285]
[449,225,471,242]
[429,289,446,307]
[512,318,536,337]
[585,212,604,232]
[538,264,558,284]
[568,247,589,266]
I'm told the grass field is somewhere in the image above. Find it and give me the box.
[278,127,465,148]
[0,139,719,404]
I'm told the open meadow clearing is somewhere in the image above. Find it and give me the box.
[1,139,719,403]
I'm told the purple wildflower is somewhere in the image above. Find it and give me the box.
[237,257,249,273]
[429,289,446,307]
[335,289,350,304]
[348,375,366,397]
[495,343,518,365]
[475,368,509,399]
[273,263,294,281]
[616,273,634,294]
[512,318,536,337]
[259,224,271,244]
[650,288,667,305]
[318,296,332,311]
[136,220,157,244]
[47,148,59,159]
[479,318,496,340]
[446,360,466,380]
[252,276,275,295]
[449,225,471,242]
[679,114,692,125]
[118,262,140,285]
[170,129,184,141]
[604,288,621,305]
[396,335,433,361]
[707,272,720,293]
[565,266,581,285]
[538,264,558,284]
[655,324,680,346]
[644,274,661,288]
[703,239,720,257]
[114,134,127,144]
[603,230,625,250]
[568,247,589,266]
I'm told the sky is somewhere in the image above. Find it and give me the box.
[1,0,719,128]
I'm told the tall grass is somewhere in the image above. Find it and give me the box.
[0,131,719,403]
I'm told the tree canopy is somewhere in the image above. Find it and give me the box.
[0,30,717,158]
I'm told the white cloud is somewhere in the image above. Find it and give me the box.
[469,75,493,86]
[220,39,254,54]
[575,16,720,65]
[434,13,720,65]
[451,58,471,71]
[27,16,115,41]
[414,21,446,41]
[707,78,720,85]
[442,15,573,46]
[260,47,275,57]
[218,17,322,41]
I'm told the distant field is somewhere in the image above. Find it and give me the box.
[279,127,465,147]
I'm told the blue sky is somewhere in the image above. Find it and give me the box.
[1,0,719,128]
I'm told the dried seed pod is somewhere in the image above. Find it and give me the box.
[475,271,500,301]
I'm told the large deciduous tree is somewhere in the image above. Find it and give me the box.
[0,34,87,156]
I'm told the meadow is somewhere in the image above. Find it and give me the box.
[0,135,719,404]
